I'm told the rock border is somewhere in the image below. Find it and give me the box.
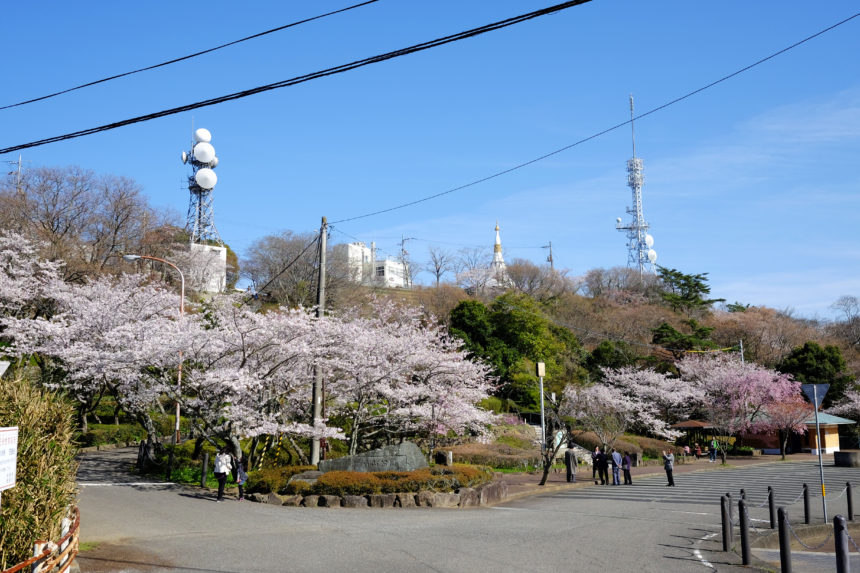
[247,480,508,509]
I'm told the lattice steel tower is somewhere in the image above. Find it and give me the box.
[181,128,223,245]
[616,95,656,274]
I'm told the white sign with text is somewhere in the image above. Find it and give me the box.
[0,427,19,491]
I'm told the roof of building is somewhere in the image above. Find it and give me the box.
[670,420,714,430]
[806,412,856,426]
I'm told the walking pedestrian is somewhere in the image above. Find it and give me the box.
[709,437,718,462]
[622,451,632,485]
[610,448,622,485]
[662,449,675,487]
[694,443,702,460]
[214,446,233,502]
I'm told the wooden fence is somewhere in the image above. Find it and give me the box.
[1,506,79,573]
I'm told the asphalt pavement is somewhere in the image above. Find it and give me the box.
[75,448,857,572]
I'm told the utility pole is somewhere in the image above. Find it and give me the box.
[399,235,415,288]
[310,216,327,465]
[542,241,554,270]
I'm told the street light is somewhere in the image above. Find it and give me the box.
[123,254,185,444]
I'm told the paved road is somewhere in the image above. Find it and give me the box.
[76,449,857,572]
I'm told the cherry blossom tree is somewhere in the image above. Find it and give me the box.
[0,232,63,320]
[755,395,811,459]
[320,301,496,455]
[678,354,799,462]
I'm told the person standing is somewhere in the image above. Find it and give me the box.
[709,437,718,462]
[663,449,675,487]
[564,448,577,483]
[622,451,633,485]
[592,446,601,484]
[610,448,622,485]
[694,443,702,460]
[596,448,609,485]
[214,446,233,502]
[231,452,249,501]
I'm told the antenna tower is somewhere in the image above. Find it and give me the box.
[615,95,656,274]
[181,128,223,245]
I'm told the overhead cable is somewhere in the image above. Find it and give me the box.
[0,0,594,155]
[241,235,320,306]
[0,0,380,112]
[330,10,860,224]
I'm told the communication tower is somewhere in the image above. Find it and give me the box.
[181,128,223,245]
[616,95,657,274]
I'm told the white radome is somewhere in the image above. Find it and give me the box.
[616,217,622,223]
[647,249,657,263]
[193,128,212,143]
[180,151,188,164]
[645,234,654,247]
[210,156,219,168]
[193,142,216,164]
[195,168,217,189]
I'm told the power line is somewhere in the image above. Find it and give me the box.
[330,10,860,224]
[0,0,380,112]
[0,0,594,156]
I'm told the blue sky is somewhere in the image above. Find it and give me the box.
[2,1,858,318]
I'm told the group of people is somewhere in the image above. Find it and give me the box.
[589,445,678,487]
[214,446,249,502]
[590,447,633,486]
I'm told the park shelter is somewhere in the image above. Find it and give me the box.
[801,412,855,455]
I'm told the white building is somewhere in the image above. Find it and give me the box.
[188,242,227,293]
[332,241,409,289]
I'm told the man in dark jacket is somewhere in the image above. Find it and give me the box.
[596,448,609,485]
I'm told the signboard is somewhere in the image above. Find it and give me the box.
[0,361,9,378]
[0,427,19,492]
[801,384,829,410]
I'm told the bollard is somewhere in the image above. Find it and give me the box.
[740,488,747,501]
[848,482,854,522]
[721,495,732,551]
[201,452,210,488]
[727,492,734,524]
[834,514,849,573]
[778,507,792,573]
[803,483,810,525]
[739,499,751,565]
[769,486,777,529]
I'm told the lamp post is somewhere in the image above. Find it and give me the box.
[123,254,185,444]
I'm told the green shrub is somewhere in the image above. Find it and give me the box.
[623,435,671,458]
[0,377,78,570]
[309,465,493,496]
[571,431,642,455]
[77,423,146,447]
[244,465,317,494]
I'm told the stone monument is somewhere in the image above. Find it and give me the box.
[318,442,427,473]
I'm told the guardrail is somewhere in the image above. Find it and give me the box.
[0,506,79,573]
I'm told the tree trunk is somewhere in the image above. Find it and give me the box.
[80,406,89,434]
[286,434,309,466]
[192,437,205,460]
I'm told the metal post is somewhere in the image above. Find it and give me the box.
[311,217,327,466]
[740,488,746,501]
[539,375,546,451]
[813,385,828,523]
[769,486,777,529]
[727,492,734,524]
[721,496,732,552]
[803,483,810,524]
[740,499,751,565]
[834,514,850,573]
[848,482,854,521]
[778,507,792,573]
[201,453,209,488]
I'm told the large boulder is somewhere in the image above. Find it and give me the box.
[416,491,435,507]
[319,442,427,473]
[319,495,342,507]
[432,492,460,508]
[477,481,508,506]
[456,487,479,507]
[342,495,369,508]
[396,493,417,508]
